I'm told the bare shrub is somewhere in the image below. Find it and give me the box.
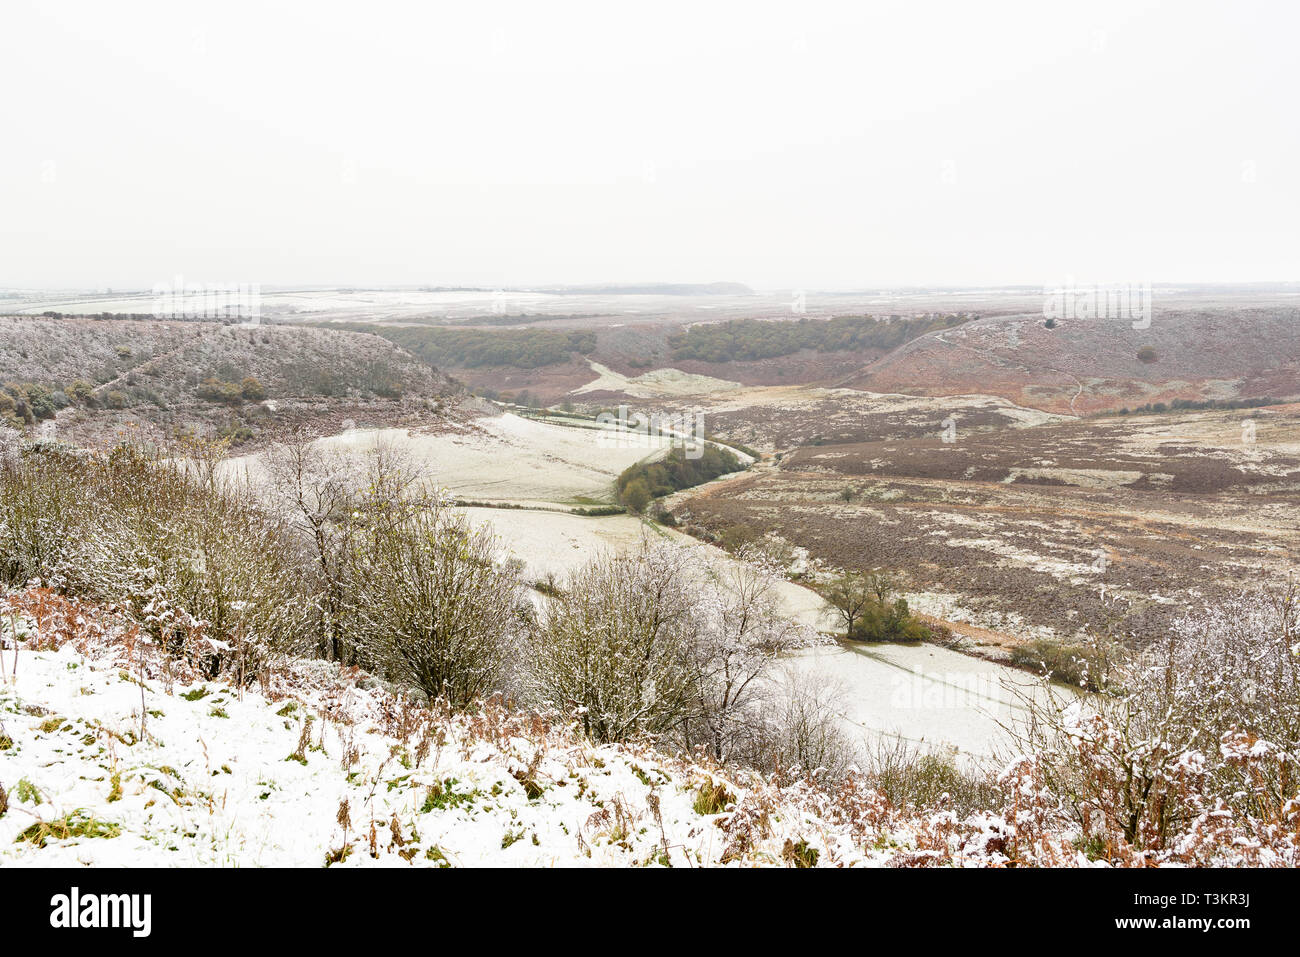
[1011,586,1300,854]
[263,432,425,662]
[530,543,699,743]
[349,504,525,708]
[738,666,857,785]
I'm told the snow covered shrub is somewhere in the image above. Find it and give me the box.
[263,431,438,663]
[1014,587,1300,860]
[0,441,80,585]
[348,504,526,707]
[530,541,831,765]
[1008,635,1122,691]
[0,440,313,672]
[0,425,19,468]
[531,543,700,743]
[860,737,1000,817]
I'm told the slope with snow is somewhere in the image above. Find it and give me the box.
[0,634,874,867]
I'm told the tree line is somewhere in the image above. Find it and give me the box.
[615,445,745,513]
[351,324,598,369]
[667,314,971,363]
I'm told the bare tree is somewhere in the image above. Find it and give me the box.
[264,432,358,660]
[681,553,811,763]
[824,567,925,641]
[824,569,874,637]
[264,431,425,662]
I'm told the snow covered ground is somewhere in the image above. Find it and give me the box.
[465,507,839,624]
[222,413,675,507]
[779,644,1043,760]
[573,360,744,398]
[1,586,1291,869]
[0,635,889,868]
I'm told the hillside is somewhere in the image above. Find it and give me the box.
[0,317,458,447]
[342,306,1300,417]
[678,405,1300,644]
[841,308,1300,414]
[0,590,964,868]
[3,414,1298,870]
[3,624,823,867]
[373,315,973,405]
[3,588,1294,868]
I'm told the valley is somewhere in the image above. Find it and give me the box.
[4,285,1299,865]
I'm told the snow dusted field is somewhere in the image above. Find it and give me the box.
[574,360,744,399]
[0,640,893,868]
[223,413,675,507]
[328,415,674,505]
[466,507,660,580]
[780,644,1042,760]
[466,506,838,623]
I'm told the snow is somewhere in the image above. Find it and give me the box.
[3,593,1292,868]
[0,641,879,867]
[222,414,674,507]
[573,360,744,398]
[778,643,1045,760]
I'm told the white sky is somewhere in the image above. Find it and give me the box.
[2,0,1296,290]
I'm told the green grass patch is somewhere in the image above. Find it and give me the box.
[16,811,121,848]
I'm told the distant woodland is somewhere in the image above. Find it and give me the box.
[668,314,969,363]
[347,325,598,369]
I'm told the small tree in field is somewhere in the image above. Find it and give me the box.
[825,568,928,642]
[825,570,874,637]
[621,477,651,514]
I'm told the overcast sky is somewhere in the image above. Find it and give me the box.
[2,1,1297,290]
